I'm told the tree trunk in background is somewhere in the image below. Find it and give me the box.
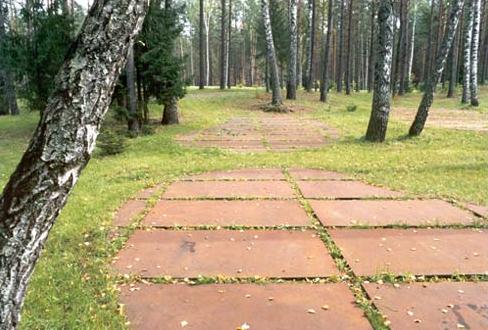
[345,0,353,95]
[470,0,481,105]
[227,0,232,88]
[204,11,211,86]
[220,0,227,89]
[399,0,409,95]
[305,0,315,91]
[407,0,417,91]
[462,0,474,103]
[0,0,148,327]
[365,0,394,142]
[287,0,298,99]
[0,0,19,116]
[424,0,436,84]
[368,0,376,92]
[409,0,464,136]
[448,15,461,97]
[296,0,302,88]
[337,0,345,91]
[126,43,140,133]
[162,97,179,125]
[199,0,205,89]
[320,0,333,102]
[261,0,282,105]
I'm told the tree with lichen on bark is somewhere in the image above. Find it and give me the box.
[0,0,149,327]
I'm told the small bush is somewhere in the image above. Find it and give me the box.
[97,130,127,156]
[346,104,358,112]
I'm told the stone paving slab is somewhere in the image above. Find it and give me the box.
[163,181,296,199]
[289,169,348,180]
[119,283,371,330]
[465,203,488,218]
[113,200,146,227]
[364,282,488,329]
[330,228,488,276]
[143,200,310,227]
[112,230,338,278]
[297,180,404,199]
[135,185,161,200]
[310,200,476,227]
[182,169,285,181]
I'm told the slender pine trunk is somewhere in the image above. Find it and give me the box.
[345,0,354,95]
[448,16,461,97]
[287,0,298,99]
[320,0,334,102]
[220,0,227,89]
[367,0,376,92]
[126,43,140,133]
[305,0,315,91]
[337,0,345,92]
[199,0,205,89]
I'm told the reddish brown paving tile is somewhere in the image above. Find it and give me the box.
[182,168,285,181]
[363,282,488,330]
[120,283,371,330]
[112,230,338,278]
[310,200,476,227]
[465,203,488,218]
[163,181,296,199]
[135,185,161,199]
[297,180,403,199]
[191,140,265,148]
[329,228,488,276]
[113,200,146,227]
[289,169,348,180]
[143,200,310,227]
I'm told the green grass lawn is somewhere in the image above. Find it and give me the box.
[0,87,487,328]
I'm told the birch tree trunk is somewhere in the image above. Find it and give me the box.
[227,0,231,88]
[320,0,333,102]
[409,0,464,136]
[287,0,298,100]
[199,0,205,89]
[365,0,394,142]
[448,15,461,97]
[126,42,140,133]
[0,0,148,327]
[261,0,283,106]
[470,0,481,105]
[407,0,417,91]
[204,11,211,86]
[462,0,474,103]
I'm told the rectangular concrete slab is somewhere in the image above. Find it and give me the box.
[310,200,476,227]
[113,200,146,227]
[113,230,338,278]
[163,181,296,199]
[297,180,404,199]
[120,283,372,330]
[182,169,285,181]
[289,168,348,180]
[143,200,311,227]
[364,282,488,330]
[330,228,488,276]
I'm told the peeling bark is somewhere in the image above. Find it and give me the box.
[365,0,394,142]
[409,0,464,136]
[287,0,298,100]
[0,0,148,327]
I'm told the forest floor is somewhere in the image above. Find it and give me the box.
[0,87,487,329]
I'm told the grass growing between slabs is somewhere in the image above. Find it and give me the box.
[0,87,487,329]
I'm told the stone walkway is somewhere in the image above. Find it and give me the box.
[113,169,488,330]
[176,115,339,152]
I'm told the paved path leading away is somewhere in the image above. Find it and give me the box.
[176,115,339,152]
[113,169,488,330]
